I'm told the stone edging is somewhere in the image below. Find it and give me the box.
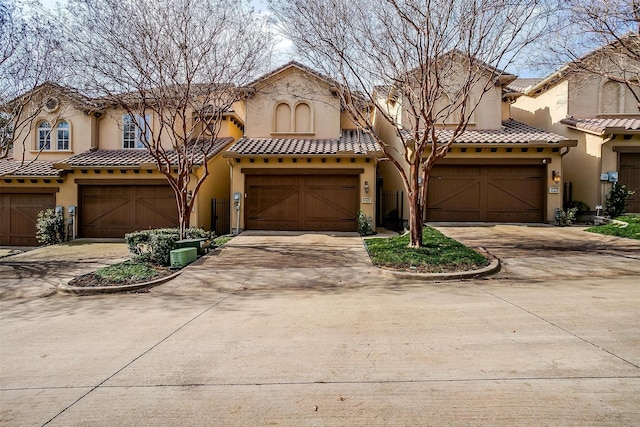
[375,248,501,280]
[58,270,182,295]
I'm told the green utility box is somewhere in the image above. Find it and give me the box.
[170,247,197,268]
[175,238,210,256]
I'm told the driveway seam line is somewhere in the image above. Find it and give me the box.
[478,287,640,370]
[41,273,253,426]
[6,374,640,394]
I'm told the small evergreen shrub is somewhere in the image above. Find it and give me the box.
[35,209,65,246]
[554,207,578,226]
[357,210,374,236]
[125,228,214,266]
[605,183,635,218]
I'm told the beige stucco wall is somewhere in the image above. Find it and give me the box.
[245,68,342,139]
[13,104,96,163]
[401,74,504,131]
[227,157,377,232]
[511,81,570,136]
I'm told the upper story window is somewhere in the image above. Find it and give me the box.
[123,114,150,149]
[273,101,314,134]
[35,120,72,151]
[56,121,70,150]
[38,121,51,150]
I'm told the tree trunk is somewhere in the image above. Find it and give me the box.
[407,191,423,247]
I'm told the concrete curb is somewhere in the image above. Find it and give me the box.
[58,270,182,295]
[375,248,501,280]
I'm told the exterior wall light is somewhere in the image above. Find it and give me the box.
[552,170,561,184]
[364,181,370,194]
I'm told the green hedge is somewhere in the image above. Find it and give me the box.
[125,228,214,266]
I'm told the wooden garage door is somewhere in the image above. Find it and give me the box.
[80,185,178,238]
[0,193,55,246]
[245,175,359,231]
[620,153,640,213]
[427,165,544,222]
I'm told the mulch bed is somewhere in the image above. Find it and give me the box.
[67,266,173,288]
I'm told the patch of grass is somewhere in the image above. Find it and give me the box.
[365,226,489,273]
[214,235,233,247]
[94,261,162,283]
[585,215,640,240]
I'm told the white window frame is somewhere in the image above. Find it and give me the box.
[123,114,150,149]
[38,121,51,150]
[56,121,70,150]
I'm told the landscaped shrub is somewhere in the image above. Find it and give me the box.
[357,210,374,236]
[35,209,65,246]
[605,183,635,218]
[125,228,214,266]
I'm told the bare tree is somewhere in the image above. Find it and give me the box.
[269,0,556,247]
[64,0,272,238]
[0,0,61,164]
[548,0,639,109]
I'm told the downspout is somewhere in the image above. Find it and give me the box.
[598,135,613,206]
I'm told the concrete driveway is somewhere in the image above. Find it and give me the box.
[1,228,639,425]
[433,224,640,280]
[0,240,129,300]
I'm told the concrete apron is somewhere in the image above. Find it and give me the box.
[432,224,640,281]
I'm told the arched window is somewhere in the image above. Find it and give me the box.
[56,121,70,150]
[38,121,51,150]
[275,102,291,133]
[294,102,312,133]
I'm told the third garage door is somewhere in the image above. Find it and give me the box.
[79,184,178,238]
[245,174,359,231]
[427,165,544,222]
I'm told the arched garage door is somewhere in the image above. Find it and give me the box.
[427,165,544,222]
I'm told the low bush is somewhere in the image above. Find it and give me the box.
[125,228,214,266]
[35,208,65,246]
[605,183,635,218]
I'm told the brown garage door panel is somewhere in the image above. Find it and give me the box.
[246,175,358,231]
[620,153,640,213]
[0,193,55,245]
[427,166,543,222]
[80,185,178,238]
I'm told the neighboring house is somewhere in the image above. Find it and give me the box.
[377,60,576,224]
[1,83,238,245]
[509,36,640,214]
[223,62,381,232]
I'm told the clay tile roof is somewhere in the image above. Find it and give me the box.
[57,137,234,168]
[506,78,544,94]
[400,119,574,145]
[224,130,381,156]
[560,117,640,135]
[0,159,62,177]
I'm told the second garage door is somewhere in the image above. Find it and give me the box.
[427,165,544,222]
[79,185,178,238]
[245,174,359,231]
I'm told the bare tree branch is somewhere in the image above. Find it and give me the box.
[269,0,555,247]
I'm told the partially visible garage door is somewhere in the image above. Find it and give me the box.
[620,153,640,213]
[427,165,544,222]
[245,174,359,231]
[0,192,55,245]
[79,185,178,238]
